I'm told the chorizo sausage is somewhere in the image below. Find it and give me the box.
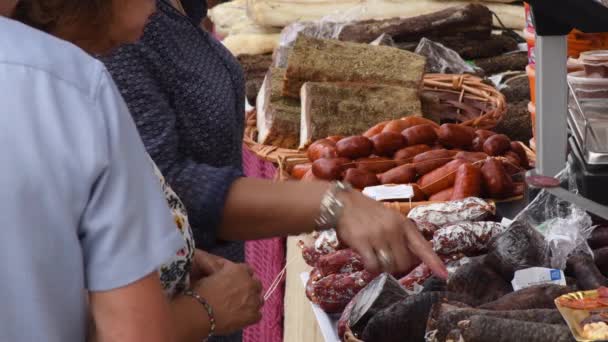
[418,159,469,196]
[475,130,497,140]
[429,187,455,201]
[326,135,344,143]
[336,136,373,159]
[344,168,380,189]
[413,149,458,175]
[302,169,323,182]
[307,139,337,162]
[481,158,514,199]
[292,163,312,180]
[394,145,432,165]
[455,151,488,164]
[483,134,511,156]
[312,157,352,181]
[402,124,438,146]
[452,164,482,200]
[438,124,476,149]
[364,121,390,138]
[356,157,396,174]
[382,117,439,134]
[378,164,417,185]
[510,142,530,169]
[371,132,407,157]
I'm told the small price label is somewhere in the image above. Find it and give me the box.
[362,185,415,201]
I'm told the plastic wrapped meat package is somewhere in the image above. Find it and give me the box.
[489,168,595,277]
[414,38,482,75]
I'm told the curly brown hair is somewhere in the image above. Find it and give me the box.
[13,1,113,52]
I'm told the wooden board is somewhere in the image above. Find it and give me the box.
[284,236,325,342]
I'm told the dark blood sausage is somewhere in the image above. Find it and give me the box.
[451,163,482,200]
[371,132,407,157]
[510,141,530,169]
[394,144,432,165]
[455,151,488,164]
[459,316,573,342]
[483,134,511,156]
[343,274,408,339]
[418,159,468,196]
[291,163,312,180]
[336,136,374,159]
[481,158,514,199]
[401,124,438,146]
[312,271,376,313]
[307,139,337,162]
[433,307,565,342]
[447,256,513,305]
[594,247,608,277]
[429,187,454,201]
[378,164,417,185]
[344,168,380,190]
[567,254,608,290]
[438,124,476,149]
[479,284,571,310]
[337,298,356,339]
[312,157,352,180]
[356,157,396,174]
[413,149,458,175]
[317,249,364,277]
[590,226,608,249]
[361,292,477,342]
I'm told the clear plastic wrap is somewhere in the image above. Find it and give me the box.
[489,168,594,273]
[414,38,481,75]
[272,2,372,67]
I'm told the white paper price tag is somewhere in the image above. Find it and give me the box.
[511,267,566,291]
[362,185,414,201]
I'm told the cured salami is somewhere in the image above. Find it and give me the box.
[432,222,506,256]
[407,197,495,228]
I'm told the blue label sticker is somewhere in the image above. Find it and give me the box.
[550,269,561,281]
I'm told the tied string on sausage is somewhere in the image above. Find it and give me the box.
[263,254,300,302]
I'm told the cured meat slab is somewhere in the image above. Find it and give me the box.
[256,67,301,149]
[283,35,426,99]
[337,4,492,43]
[300,82,421,148]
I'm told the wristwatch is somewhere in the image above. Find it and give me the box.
[315,181,353,230]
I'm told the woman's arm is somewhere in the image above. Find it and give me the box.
[102,47,241,248]
[91,273,176,342]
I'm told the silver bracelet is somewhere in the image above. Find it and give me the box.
[315,181,352,230]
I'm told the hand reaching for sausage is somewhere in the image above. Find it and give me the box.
[334,190,449,279]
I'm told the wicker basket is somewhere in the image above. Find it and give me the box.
[423,74,507,130]
[244,74,506,164]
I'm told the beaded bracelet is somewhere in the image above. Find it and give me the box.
[184,289,216,341]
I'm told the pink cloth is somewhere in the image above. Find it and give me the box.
[242,147,285,342]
